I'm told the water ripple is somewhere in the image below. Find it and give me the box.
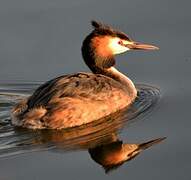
[0,83,160,158]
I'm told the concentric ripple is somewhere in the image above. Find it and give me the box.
[0,82,160,158]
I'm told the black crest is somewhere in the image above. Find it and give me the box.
[91,20,102,29]
[90,20,131,41]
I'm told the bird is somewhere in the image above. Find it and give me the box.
[11,20,158,129]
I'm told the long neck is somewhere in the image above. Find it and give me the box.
[101,67,137,97]
[82,52,137,97]
[82,35,137,98]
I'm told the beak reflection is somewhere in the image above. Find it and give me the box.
[89,137,166,173]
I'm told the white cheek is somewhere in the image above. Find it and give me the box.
[109,38,129,54]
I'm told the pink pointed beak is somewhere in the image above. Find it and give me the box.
[126,41,159,50]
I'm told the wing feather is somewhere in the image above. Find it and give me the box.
[27,73,123,109]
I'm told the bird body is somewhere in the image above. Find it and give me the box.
[11,21,158,129]
[11,72,136,129]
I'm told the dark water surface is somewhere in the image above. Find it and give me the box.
[0,0,190,179]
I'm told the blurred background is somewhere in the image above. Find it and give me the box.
[0,0,190,180]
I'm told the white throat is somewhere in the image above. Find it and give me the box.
[107,67,137,97]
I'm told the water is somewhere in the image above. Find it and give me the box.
[0,84,160,158]
[0,0,191,179]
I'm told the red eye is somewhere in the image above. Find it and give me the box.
[118,40,123,45]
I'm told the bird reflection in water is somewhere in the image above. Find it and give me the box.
[18,105,165,173]
[0,85,165,172]
[89,137,165,173]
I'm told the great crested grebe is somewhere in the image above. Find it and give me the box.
[11,21,158,129]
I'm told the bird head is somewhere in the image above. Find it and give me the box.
[90,21,158,56]
[82,21,159,71]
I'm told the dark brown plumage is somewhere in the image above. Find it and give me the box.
[11,72,132,129]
